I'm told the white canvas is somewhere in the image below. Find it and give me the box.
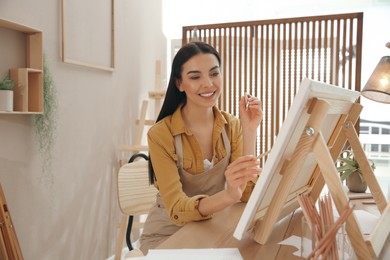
[233,78,360,240]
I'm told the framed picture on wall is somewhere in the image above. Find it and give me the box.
[61,0,115,72]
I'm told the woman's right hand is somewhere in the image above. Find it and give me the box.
[224,155,261,202]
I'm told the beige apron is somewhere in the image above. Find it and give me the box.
[139,128,231,254]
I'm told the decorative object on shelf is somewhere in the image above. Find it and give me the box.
[361,42,390,104]
[0,75,15,112]
[34,55,58,190]
[337,149,376,193]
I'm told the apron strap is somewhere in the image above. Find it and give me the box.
[174,134,184,169]
[221,128,231,160]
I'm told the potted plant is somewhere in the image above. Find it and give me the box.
[0,75,15,112]
[337,149,376,193]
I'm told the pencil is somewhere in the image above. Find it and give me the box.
[256,150,270,160]
[245,92,249,111]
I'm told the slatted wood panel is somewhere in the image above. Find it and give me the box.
[182,12,363,161]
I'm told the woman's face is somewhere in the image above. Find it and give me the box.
[176,53,222,109]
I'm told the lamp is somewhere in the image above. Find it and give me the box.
[361,42,390,104]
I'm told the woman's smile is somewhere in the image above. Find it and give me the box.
[199,91,216,97]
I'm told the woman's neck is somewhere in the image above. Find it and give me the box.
[181,104,214,128]
[181,104,215,161]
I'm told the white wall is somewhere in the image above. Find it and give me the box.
[0,0,165,259]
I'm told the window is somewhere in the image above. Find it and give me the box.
[360,126,369,134]
[372,127,379,134]
[371,144,379,152]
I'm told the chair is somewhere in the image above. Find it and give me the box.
[114,153,158,259]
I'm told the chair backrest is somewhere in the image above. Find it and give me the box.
[117,160,158,216]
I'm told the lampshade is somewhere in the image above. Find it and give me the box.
[361,56,390,104]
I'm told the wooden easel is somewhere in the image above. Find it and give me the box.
[0,183,23,260]
[252,98,390,259]
[115,61,165,258]
[118,60,165,164]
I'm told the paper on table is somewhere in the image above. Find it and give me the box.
[277,235,302,257]
[354,209,379,235]
[129,248,243,260]
[278,235,338,258]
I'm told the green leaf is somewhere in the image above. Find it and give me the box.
[0,76,14,91]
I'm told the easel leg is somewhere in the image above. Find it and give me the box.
[0,184,23,260]
[253,98,331,244]
[343,121,387,212]
[310,102,363,204]
[114,214,128,260]
[313,132,372,259]
[0,224,9,260]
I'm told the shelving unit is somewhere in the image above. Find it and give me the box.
[0,18,43,114]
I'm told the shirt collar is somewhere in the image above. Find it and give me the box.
[171,104,228,136]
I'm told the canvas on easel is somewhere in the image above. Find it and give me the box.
[233,78,390,259]
[0,183,23,260]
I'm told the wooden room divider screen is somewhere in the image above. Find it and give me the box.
[182,12,363,161]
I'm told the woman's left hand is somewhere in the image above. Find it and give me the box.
[224,155,261,202]
[239,94,263,129]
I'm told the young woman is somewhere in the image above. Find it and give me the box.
[139,42,263,254]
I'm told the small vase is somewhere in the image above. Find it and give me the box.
[346,171,367,193]
[0,90,13,112]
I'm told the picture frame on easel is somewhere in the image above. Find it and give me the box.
[233,78,390,259]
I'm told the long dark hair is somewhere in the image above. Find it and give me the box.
[148,42,221,184]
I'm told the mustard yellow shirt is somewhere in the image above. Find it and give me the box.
[147,105,253,226]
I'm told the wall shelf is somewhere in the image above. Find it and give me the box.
[0,18,43,114]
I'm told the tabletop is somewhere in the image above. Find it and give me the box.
[157,199,390,259]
